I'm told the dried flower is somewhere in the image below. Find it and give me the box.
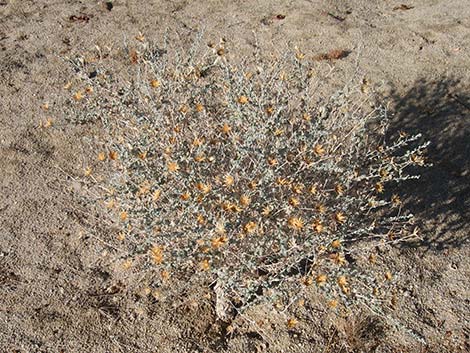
[168,161,179,172]
[337,276,347,287]
[151,245,164,264]
[244,221,257,234]
[152,189,162,202]
[335,184,344,195]
[316,274,327,285]
[73,91,83,101]
[314,144,325,156]
[237,95,248,104]
[331,239,341,249]
[288,217,304,231]
[289,197,300,207]
[312,219,324,233]
[221,123,232,134]
[180,192,191,201]
[240,194,251,207]
[268,157,278,166]
[287,318,298,329]
[196,182,211,194]
[150,79,160,88]
[199,259,210,271]
[211,235,228,249]
[328,299,338,308]
[335,212,347,224]
[224,174,235,187]
[391,194,401,207]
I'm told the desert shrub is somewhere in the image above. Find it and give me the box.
[64,34,429,320]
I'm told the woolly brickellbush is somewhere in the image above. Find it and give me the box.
[65,36,429,319]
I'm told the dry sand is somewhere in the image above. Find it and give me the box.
[1,1,469,352]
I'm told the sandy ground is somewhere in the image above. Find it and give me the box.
[0,1,469,352]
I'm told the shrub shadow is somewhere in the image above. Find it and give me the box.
[386,77,469,251]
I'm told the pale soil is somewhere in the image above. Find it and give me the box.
[0,1,469,352]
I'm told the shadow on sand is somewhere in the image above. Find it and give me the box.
[386,77,469,251]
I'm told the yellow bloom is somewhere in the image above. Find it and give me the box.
[331,239,341,249]
[211,235,228,249]
[43,117,53,128]
[313,144,325,156]
[224,175,234,187]
[248,180,257,190]
[335,184,344,195]
[286,318,298,329]
[120,211,128,221]
[265,106,274,115]
[122,259,132,270]
[199,259,210,271]
[192,137,205,147]
[138,181,151,196]
[151,245,164,264]
[152,189,162,201]
[328,299,338,309]
[73,91,83,101]
[303,277,313,286]
[168,161,179,172]
[289,197,300,207]
[194,154,205,162]
[98,152,106,161]
[195,103,204,112]
[316,274,327,285]
[312,219,324,233]
[276,177,290,186]
[222,201,242,213]
[135,32,145,42]
[288,217,304,231]
[221,123,231,134]
[268,157,278,166]
[84,166,92,176]
[237,95,248,104]
[109,151,118,160]
[337,276,347,287]
[316,204,326,214]
[335,212,346,224]
[292,183,304,194]
[150,79,160,88]
[179,104,189,114]
[309,185,318,194]
[180,192,191,201]
[244,221,257,234]
[161,270,170,281]
[375,182,384,193]
[385,271,393,281]
[196,182,211,194]
[330,253,347,266]
[215,222,226,235]
[196,214,206,225]
[391,194,401,207]
[239,195,251,207]
[261,205,272,216]
[138,151,147,160]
